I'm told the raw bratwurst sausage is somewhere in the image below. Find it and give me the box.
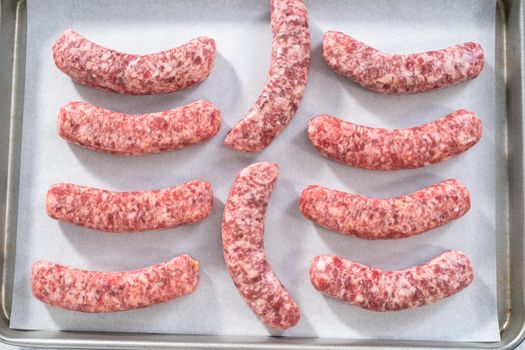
[58,100,221,155]
[300,179,470,239]
[224,0,311,152]
[323,31,484,94]
[222,162,300,329]
[53,30,216,95]
[32,255,199,312]
[307,109,482,170]
[310,250,473,311]
[47,181,213,232]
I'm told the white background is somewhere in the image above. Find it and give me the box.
[10,0,500,342]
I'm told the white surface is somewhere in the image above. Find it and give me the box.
[10,0,500,342]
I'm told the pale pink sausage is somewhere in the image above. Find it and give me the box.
[58,100,221,155]
[32,255,199,312]
[300,180,470,239]
[47,181,213,232]
[307,109,482,170]
[310,250,474,311]
[323,31,484,94]
[222,162,300,329]
[53,30,216,95]
[224,0,311,152]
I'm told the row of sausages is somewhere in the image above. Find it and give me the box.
[34,162,474,328]
[58,100,482,169]
[33,0,483,331]
[52,6,483,158]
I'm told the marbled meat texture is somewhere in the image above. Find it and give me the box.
[58,100,221,155]
[224,0,311,152]
[310,250,473,311]
[300,179,470,239]
[53,29,216,95]
[32,255,199,312]
[222,162,300,329]
[307,109,482,170]
[46,181,213,232]
[323,31,484,94]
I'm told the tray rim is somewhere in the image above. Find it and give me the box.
[0,0,523,348]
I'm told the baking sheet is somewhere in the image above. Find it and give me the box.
[10,0,500,342]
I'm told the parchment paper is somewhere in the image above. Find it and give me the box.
[11,0,500,342]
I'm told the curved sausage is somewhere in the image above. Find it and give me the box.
[310,250,474,311]
[224,0,311,152]
[300,179,470,239]
[222,162,300,329]
[32,255,199,312]
[53,29,216,95]
[47,181,213,232]
[323,31,484,94]
[307,109,482,170]
[58,100,221,155]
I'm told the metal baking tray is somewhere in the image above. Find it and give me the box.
[0,0,523,348]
